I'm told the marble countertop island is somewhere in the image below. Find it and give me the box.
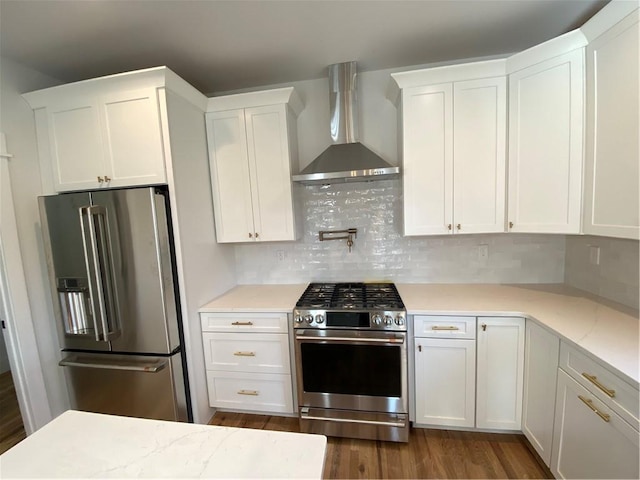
[0,410,327,478]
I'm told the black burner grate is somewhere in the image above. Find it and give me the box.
[296,282,405,309]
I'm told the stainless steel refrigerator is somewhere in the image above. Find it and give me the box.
[39,186,190,422]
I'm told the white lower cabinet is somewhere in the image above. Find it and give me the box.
[205,371,293,414]
[522,321,560,465]
[476,317,525,430]
[413,315,524,431]
[414,337,476,427]
[551,369,639,479]
[200,312,294,415]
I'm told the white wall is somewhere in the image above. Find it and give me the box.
[565,235,639,309]
[0,56,69,416]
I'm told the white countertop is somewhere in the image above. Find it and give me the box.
[0,410,327,479]
[396,283,639,386]
[199,283,639,387]
[199,284,308,312]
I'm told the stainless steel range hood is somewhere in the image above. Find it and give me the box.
[292,61,399,185]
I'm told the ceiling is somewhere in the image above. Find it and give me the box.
[0,0,608,94]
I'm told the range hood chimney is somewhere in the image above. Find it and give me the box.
[292,61,399,185]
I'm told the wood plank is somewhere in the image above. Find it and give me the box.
[208,411,551,479]
[0,371,26,455]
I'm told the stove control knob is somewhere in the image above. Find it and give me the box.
[384,315,394,325]
[372,314,383,326]
[315,314,325,324]
[395,315,405,326]
[294,314,303,324]
[304,315,314,324]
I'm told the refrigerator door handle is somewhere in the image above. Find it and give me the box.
[59,356,168,373]
[79,205,120,342]
[79,206,105,342]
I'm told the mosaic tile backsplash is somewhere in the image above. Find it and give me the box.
[234,180,566,284]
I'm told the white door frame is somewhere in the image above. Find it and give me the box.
[0,133,52,434]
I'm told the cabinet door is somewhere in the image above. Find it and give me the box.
[401,83,453,236]
[100,88,166,188]
[453,77,506,234]
[476,317,525,430]
[551,369,639,479]
[508,49,584,234]
[414,337,475,427]
[46,97,106,191]
[245,104,296,242]
[206,109,255,243]
[522,321,560,465]
[583,11,639,240]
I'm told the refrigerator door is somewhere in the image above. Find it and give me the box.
[40,192,111,352]
[92,188,179,354]
[59,351,187,421]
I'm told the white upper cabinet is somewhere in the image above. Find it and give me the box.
[582,6,639,239]
[401,83,453,236]
[453,77,506,234]
[206,88,303,243]
[23,69,195,193]
[390,60,506,236]
[506,32,586,234]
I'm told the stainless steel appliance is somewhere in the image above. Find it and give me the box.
[39,186,190,422]
[293,282,408,442]
[291,61,400,185]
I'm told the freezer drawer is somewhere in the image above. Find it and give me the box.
[60,352,188,422]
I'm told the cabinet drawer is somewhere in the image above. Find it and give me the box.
[560,342,639,429]
[200,312,288,333]
[202,333,290,374]
[205,371,293,414]
[552,369,639,479]
[414,316,476,339]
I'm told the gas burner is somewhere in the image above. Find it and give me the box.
[295,282,405,310]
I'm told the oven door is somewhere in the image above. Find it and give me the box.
[294,329,407,414]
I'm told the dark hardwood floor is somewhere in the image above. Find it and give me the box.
[0,371,26,454]
[209,411,551,479]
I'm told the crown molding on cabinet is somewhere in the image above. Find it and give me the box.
[386,59,507,105]
[580,0,639,42]
[22,66,208,112]
[506,30,587,74]
[206,87,304,117]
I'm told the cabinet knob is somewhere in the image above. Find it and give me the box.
[447,224,452,231]
[255,232,259,238]
[418,345,422,352]
[509,221,514,229]
[104,176,111,182]
[481,323,487,331]
[248,233,253,238]
[97,176,104,183]
[456,224,461,231]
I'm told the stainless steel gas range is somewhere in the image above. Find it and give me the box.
[293,282,408,442]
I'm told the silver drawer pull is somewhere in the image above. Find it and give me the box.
[231,321,253,326]
[578,395,610,422]
[582,373,616,398]
[237,390,259,396]
[431,326,460,331]
[233,351,256,357]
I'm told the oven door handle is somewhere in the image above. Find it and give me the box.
[295,334,405,344]
[300,410,407,428]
